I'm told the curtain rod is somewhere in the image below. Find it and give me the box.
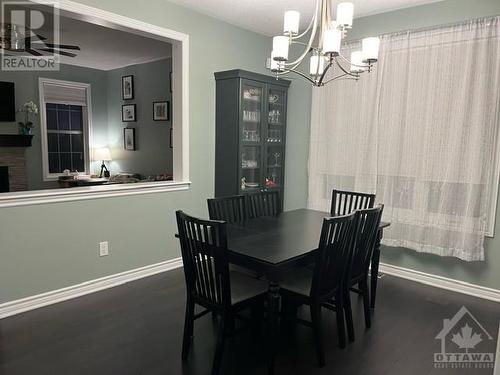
[344,14,500,45]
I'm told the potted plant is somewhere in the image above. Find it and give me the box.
[18,101,38,135]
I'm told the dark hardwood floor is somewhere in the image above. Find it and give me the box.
[1,269,498,375]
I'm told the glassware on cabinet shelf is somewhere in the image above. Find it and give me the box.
[243,110,261,123]
[243,129,260,142]
[242,159,258,168]
[268,109,281,124]
[268,93,280,104]
[273,152,281,167]
[267,129,281,143]
[243,88,261,102]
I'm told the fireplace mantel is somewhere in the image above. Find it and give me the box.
[0,134,33,147]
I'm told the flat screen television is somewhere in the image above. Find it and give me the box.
[0,82,15,122]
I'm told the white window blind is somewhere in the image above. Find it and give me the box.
[42,81,88,106]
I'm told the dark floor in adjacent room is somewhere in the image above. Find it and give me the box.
[1,268,499,375]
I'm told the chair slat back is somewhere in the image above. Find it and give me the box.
[247,190,281,219]
[311,213,356,300]
[207,195,246,225]
[331,189,375,216]
[176,211,231,309]
[350,205,384,281]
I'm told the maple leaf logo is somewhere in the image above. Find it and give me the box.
[451,324,483,353]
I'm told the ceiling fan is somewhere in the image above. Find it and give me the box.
[0,23,81,57]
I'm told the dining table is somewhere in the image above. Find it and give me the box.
[225,208,390,374]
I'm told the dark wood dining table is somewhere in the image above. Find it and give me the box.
[225,208,389,374]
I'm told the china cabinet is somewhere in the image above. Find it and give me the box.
[214,70,291,206]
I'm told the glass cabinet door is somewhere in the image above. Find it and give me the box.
[266,88,285,143]
[265,145,283,190]
[264,87,286,191]
[240,81,264,193]
[240,145,261,193]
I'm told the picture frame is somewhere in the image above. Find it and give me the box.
[122,104,136,122]
[153,101,170,121]
[121,75,134,100]
[124,128,136,150]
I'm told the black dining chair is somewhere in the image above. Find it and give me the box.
[176,210,268,375]
[246,190,281,219]
[279,212,357,367]
[330,189,375,216]
[344,205,384,342]
[207,195,246,225]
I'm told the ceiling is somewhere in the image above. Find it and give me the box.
[166,0,444,36]
[15,4,172,71]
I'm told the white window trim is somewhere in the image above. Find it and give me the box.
[0,0,190,208]
[39,78,92,181]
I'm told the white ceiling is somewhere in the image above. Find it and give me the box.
[29,7,172,71]
[166,0,444,36]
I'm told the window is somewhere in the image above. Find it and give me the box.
[46,104,85,173]
[39,78,91,180]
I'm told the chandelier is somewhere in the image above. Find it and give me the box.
[268,0,380,86]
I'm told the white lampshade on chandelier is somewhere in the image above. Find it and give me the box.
[268,0,380,86]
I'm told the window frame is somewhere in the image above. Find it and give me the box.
[0,0,190,208]
[39,78,92,181]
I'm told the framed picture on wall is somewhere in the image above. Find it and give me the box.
[153,101,170,121]
[122,104,136,122]
[124,128,136,150]
[122,75,134,100]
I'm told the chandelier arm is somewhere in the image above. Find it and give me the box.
[334,56,360,78]
[282,68,317,85]
[290,41,321,53]
[316,58,333,86]
[291,0,319,40]
[337,52,368,69]
[322,73,358,84]
[284,0,320,67]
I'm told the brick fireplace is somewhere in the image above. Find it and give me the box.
[0,135,33,192]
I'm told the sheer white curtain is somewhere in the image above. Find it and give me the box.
[308,17,500,261]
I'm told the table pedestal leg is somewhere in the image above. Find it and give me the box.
[266,281,280,375]
[370,229,382,309]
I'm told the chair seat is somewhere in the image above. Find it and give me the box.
[230,270,268,305]
[280,266,314,297]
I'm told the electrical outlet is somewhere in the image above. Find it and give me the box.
[99,241,109,257]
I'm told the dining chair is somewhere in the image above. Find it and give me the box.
[207,195,246,225]
[246,190,281,219]
[330,189,376,216]
[176,210,268,375]
[344,205,384,342]
[279,212,357,367]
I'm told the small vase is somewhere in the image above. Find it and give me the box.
[19,127,32,135]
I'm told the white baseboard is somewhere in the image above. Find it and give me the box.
[379,262,500,303]
[2,258,498,319]
[0,257,183,319]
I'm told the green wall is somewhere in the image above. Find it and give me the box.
[0,0,311,303]
[106,58,173,176]
[344,0,500,290]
